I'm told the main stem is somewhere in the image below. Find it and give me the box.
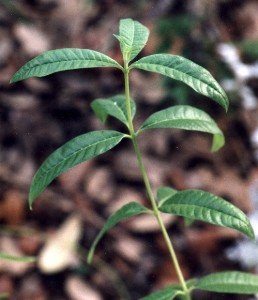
[123,67,190,298]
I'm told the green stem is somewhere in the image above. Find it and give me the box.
[123,67,189,296]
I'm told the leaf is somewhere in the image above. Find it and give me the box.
[91,95,136,127]
[157,186,177,207]
[212,133,225,152]
[29,130,126,207]
[131,54,229,110]
[196,272,258,294]
[115,18,149,62]
[38,215,81,273]
[87,202,149,264]
[140,286,182,300]
[10,48,122,83]
[159,189,254,239]
[157,187,194,226]
[0,252,36,263]
[140,105,225,151]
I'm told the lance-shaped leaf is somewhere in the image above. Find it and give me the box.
[29,130,126,208]
[157,186,194,226]
[131,54,229,110]
[115,18,149,62]
[10,48,122,83]
[159,189,254,239]
[140,286,183,300]
[91,95,136,127]
[87,202,149,264]
[139,105,225,151]
[157,186,177,207]
[196,272,258,294]
[0,252,36,263]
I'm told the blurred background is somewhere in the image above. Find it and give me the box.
[0,0,258,299]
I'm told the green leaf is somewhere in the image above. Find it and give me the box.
[140,286,183,300]
[157,187,194,226]
[140,105,225,151]
[0,252,36,262]
[131,54,229,111]
[157,186,177,207]
[196,272,258,294]
[115,18,149,62]
[10,48,122,83]
[159,189,254,239]
[29,130,126,208]
[87,202,149,264]
[91,95,136,127]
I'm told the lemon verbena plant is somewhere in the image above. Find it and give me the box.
[11,19,258,299]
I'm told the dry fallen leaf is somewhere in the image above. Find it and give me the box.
[65,276,103,300]
[38,214,82,273]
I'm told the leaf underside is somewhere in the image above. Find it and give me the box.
[11,48,122,83]
[116,18,149,62]
[140,105,225,151]
[196,272,258,294]
[159,189,254,239]
[87,202,149,264]
[131,54,229,111]
[29,130,126,207]
[91,95,136,126]
[140,286,182,300]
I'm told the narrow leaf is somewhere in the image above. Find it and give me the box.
[140,286,182,300]
[159,189,254,239]
[131,54,229,110]
[140,105,225,151]
[115,18,149,62]
[87,202,149,264]
[196,272,258,294]
[29,130,126,207]
[91,95,136,126]
[0,252,36,263]
[11,48,122,83]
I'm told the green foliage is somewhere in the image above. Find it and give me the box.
[139,105,225,151]
[195,272,258,294]
[131,54,229,111]
[10,49,122,83]
[29,130,126,207]
[91,95,136,127]
[140,286,182,300]
[11,17,256,299]
[0,252,36,262]
[159,189,254,239]
[87,202,149,264]
[115,18,149,62]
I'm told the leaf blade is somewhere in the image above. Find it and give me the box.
[140,105,225,151]
[196,272,258,294]
[140,286,182,300]
[159,189,254,239]
[87,202,149,264]
[11,48,122,83]
[29,130,126,207]
[131,54,229,110]
[116,18,149,62]
[91,95,136,126]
